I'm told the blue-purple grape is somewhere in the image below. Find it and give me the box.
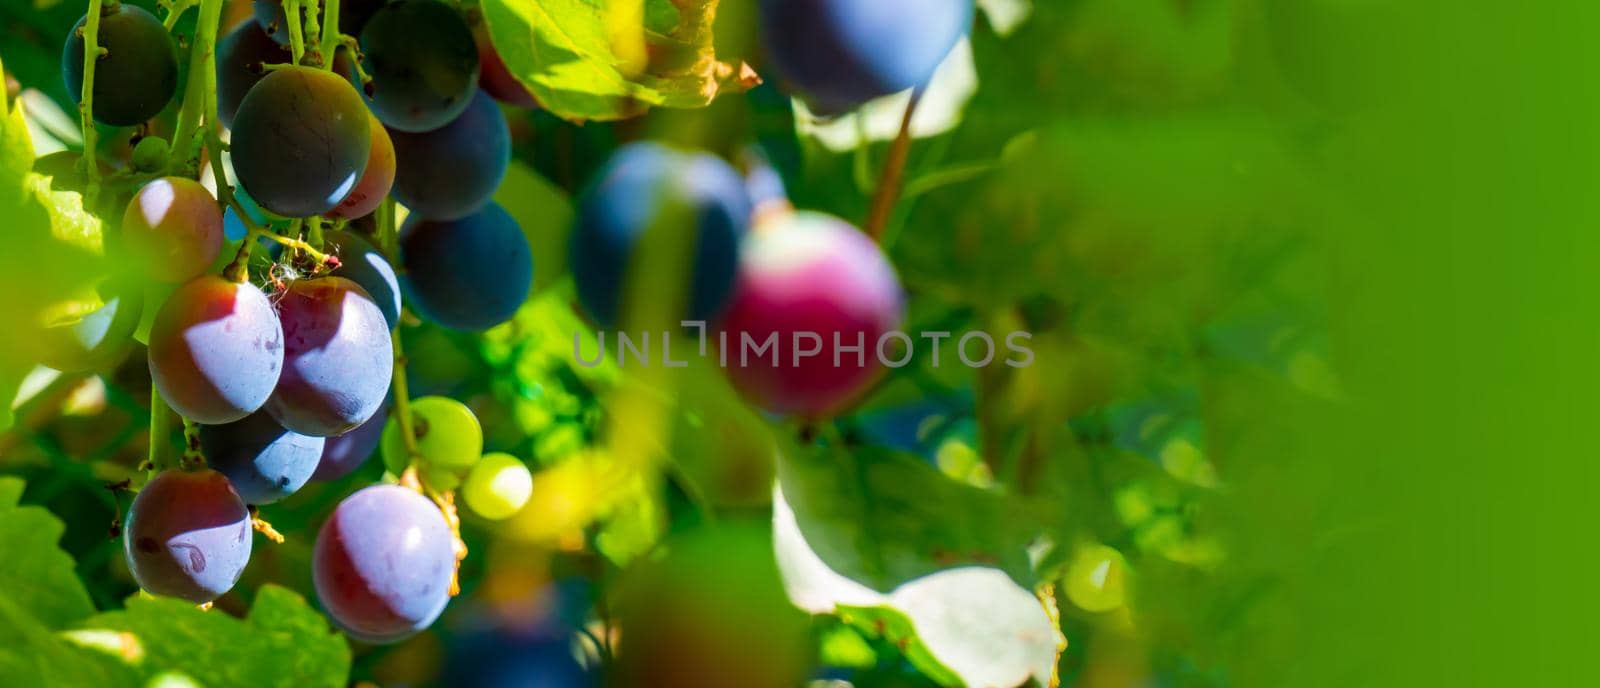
[326,229,402,330]
[148,276,285,425]
[313,485,455,643]
[216,20,286,129]
[359,0,480,132]
[63,5,178,126]
[198,411,325,505]
[123,469,253,603]
[400,202,532,331]
[390,90,509,220]
[757,0,971,113]
[571,142,750,327]
[312,399,387,482]
[265,277,393,437]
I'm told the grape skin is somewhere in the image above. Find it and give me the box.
[389,90,509,221]
[148,276,285,425]
[359,0,480,133]
[326,114,397,220]
[325,229,402,330]
[461,453,532,521]
[313,399,387,482]
[717,212,905,417]
[199,411,325,505]
[757,0,970,113]
[216,20,286,129]
[571,142,750,327]
[121,177,224,283]
[379,396,483,479]
[231,66,372,218]
[265,277,394,437]
[400,203,532,331]
[123,469,253,604]
[313,485,455,643]
[63,5,178,126]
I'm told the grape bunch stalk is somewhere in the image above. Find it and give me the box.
[61,0,536,642]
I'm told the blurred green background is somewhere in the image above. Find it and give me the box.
[2,0,1597,686]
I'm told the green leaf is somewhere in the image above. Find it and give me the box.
[480,0,758,122]
[775,444,1038,591]
[77,586,351,688]
[0,477,98,628]
[0,53,109,373]
[774,482,1060,687]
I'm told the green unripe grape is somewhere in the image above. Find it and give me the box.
[380,396,483,477]
[1064,543,1128,613]
[461,453,532,520]
[131,136,169,172]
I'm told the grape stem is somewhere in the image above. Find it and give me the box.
[180,417,206,469]
[167,0,224,174]
[303,0,323,61]
[284,0,306,64]
[379,198,422,461]
[159,0,195,30]
[147,387,176,472]
[864,91,922,243]
[78,0,106,206]
[320,0,342,71]
[248,506,287,543]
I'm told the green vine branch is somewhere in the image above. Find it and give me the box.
[78,0,107,205]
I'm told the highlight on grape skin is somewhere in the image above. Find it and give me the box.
[147,276,285,425]
[325,229,403,330]
[326,113,397,221]
[123,469,253,604]
[313,485,456,644]
[265,277,394,438]
[461,453,533,521]
[121,177,224,283]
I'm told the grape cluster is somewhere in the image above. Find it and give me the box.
[59,0,961,647]
[57,0,541,639]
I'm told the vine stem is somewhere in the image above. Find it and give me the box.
[160,0,196,30]
[378,198,421,459]
[78,0,106,205]
[167,0,224,173]
[864,92,921,242]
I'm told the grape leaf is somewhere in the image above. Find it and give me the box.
[775,444,1038,591]
[76,586,351,688]
[0,477,97,628]
[480,0,759,122]
[774,484,1060,687]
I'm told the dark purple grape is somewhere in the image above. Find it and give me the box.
[148,276,285,425]
[325,229,401,329]
[230,66,372,217]
[265,277,393,437]
[312,399,387,481]
[216,20,286,129]
[63,4,178,126]
[123,469,253,604]
[757,0,970,113]
[313,485,455,643]
[400,202,532,331]
[390,90,509,220]
[359,0,480,132]
[198,411,325,504]
[571,142,750,327]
